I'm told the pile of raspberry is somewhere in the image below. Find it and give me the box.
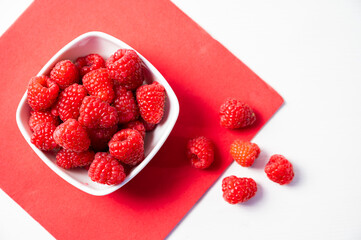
[187,98,295,204]
[28,49,165,185]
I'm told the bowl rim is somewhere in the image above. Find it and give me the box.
[16,31,180,196]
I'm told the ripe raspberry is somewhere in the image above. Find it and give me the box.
[53,119,90,152]
[88,152,126,185]
[56,148,95,169]
[265,154,294,185]
[109,129,144,166]
[31,123,58,151]
[113,85,139,124]
[123,120,145,139]
[53,84,87,122]
[187,136,214,169]
[82,68,114,103]
[106,49,144,90]
[50,60,79,89]
[75,54,105,76]
[141,119,156,132]
[219,98,256,129]
[222,176,257,204]
[136,82,166,124]
[87,125,118,152]
[78,96,119,128]
[230,140,260,167]
[27,76,59,111]
[29,110,60,132]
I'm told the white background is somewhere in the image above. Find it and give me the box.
[1,0,361,239]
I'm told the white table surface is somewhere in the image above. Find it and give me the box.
[1,0,361,239]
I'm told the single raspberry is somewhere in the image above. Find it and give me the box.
[82,68,114,103]
[136,82,166,124]
[78,96,119,128]
[113,85,139,124]
[56,148,95,169]
[106,49,144,90]
[108,129,144,166]
[187,136,214,169]
[88,152,126,185]
[222,176,257,204]
[53,84,87,122]
[141,119,157,132]
[219,98,256,129]
[31,123,58,151]
[29,110,60,132]
[27,76,59,111]
[230,140,260,167]
[87,125,118,152]
[75,54,105,77]
[53,119,90,152]
[123,120,145,139]
[265,154,294,185]
[50,60,79,89]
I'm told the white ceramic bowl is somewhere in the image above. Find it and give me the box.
[16,31,179,196]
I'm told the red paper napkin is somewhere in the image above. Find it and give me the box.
[0,0,283,239]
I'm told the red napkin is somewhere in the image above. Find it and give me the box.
[0,0,283,239]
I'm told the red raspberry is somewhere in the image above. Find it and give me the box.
[87,125,118,152]
[222,176,257,204]
[53,119,90,152]
[230,140,260,167]
[123,120,145,139]
[82,68,114,104]
[29,110,60,132]
[141,119,156,132]
[187,136,214,169]
[75,54,105,77]
[106,49,144,90]
[265,154,294,185]
[31,123,58,151]
[50,60,79,89]
[53,84,87,122]
[88,152,126,185]
[136,82,166,124]
[113,85,139,124]
[56,148,95,169]
[219,98,256,129]
[108,129,144,166]
[78,96,119,129]
[27,76,59,111]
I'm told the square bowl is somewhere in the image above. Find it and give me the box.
[16,31,179,196]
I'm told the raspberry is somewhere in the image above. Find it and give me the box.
[106,49,144,90]
[108,129,144,166]
[136,82,166,124]
[82,68,114,104]
[230,140,260,167]
[78,96,119,128]
[123,120,145,139]
[56,148,95,169]
[27,76,59,111]
[75,54,105,76]
[53,119,90,152]
[113,85,139,124]
[222,176,257,204]
[219,98,256,129]
[187,136,214,169]
[30,123,58,151]
[141,119,157,132]
[29,110,60,132]
[265,154,294,185]
[88,152,126,185]
[87,125,118,152]
[54,84,87,122]
[50,60,79,89]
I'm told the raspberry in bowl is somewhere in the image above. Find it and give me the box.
[16,31,179,196]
